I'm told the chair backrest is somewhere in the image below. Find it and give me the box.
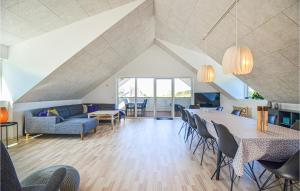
[268,114,277,124]
[189,105,200,109]
[143,99,148,107]
[180,106,187,122]
[277,150,299,181]
[194,114,213,139]
[211,121,238,159]
[44,167,67,191]
[1,142,22,191]
[216,106,223,111]
[291,120,300,131]
[231,109,241,116]
[185,110,197,129]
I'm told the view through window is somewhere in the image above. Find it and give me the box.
[118,77,192,118]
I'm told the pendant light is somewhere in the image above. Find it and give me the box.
[197,38,215,83]
[197,65,215,82]
[222,0,253,75]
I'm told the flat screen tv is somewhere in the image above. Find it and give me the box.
[194,92,220,108]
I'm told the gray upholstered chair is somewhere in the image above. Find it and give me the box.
[1,142,80,191]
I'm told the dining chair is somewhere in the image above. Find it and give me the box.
[1,142,67,191]
[189,105,200,109]
[268,114,277,125]
[193,114,216,165]
[258,150,299,191]
[178,106,188,135]
[231,110,241,116]
[210,122,239,191]
[185,110,198,149]
[216,106,223,111]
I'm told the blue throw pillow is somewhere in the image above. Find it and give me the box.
[37,110,48,117]
[87,104,94,113]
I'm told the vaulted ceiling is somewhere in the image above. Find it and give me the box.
[155,0,299,103]
[2,0,299,103]
[17,0,154,102]
[1,0,136,45]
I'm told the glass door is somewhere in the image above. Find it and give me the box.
[155,79,173,118]
[174,78,192,117]
[136,78,154,117]
[118,78,136,117]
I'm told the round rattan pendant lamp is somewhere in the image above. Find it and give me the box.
[197,65,215,82]
[222,0,253,75]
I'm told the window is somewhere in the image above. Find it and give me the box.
[137,78,154,97]
[118,78,135,97]
[174,78,192,97]
[156,79,172,97]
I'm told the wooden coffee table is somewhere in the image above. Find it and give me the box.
[88,110,120,131]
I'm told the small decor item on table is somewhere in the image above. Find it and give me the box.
[0,107,9,123]
[267,101,272,108]
[274,103,279,110]
[257,106,269,132]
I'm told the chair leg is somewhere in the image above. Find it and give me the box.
[283,179,288,191]
[189,130,195,149]
[200,141,206,165]
[211,155,225,180]
[193,137,202,154]
[259,173,273,191]
[185,127,190,142]
[247,163,260,189]
[178,122,185,135]
[259,169,267,180]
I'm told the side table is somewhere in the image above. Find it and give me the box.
[0,122,18,148]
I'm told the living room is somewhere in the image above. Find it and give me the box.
[1,0,299,190]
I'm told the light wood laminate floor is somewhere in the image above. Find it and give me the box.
[9,119,281,191]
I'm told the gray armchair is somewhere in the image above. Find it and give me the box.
[1,142,80,191]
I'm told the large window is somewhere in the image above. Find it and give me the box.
[118,78,135,98]
[156,79,172,97]
[117,77,192,118]
[174,78,192,97]
[137,78,154,97]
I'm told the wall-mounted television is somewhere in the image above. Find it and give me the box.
[194,92,220,108]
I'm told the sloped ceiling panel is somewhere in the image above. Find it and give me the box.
[155,0,299,103]
[1,0,137,45]
[17,0,154,102]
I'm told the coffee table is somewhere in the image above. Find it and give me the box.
[88,110,120,131]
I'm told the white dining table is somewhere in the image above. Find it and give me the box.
[187,109,300,177]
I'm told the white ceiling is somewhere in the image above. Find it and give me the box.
[0,0,136,45]
[17,0,154,102]
[155,0,300,103]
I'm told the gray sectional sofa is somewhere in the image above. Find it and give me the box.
[24,104,116,139]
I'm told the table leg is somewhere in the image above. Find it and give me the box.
[216,150,222,180]
[17,123,18,142]
[6,125,8,148]
[111,116,115,131]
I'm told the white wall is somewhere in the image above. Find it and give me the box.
[83,45,216,103]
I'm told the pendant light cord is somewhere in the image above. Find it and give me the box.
[235,0,238,47]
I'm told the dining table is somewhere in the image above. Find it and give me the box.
[187,109,300,178]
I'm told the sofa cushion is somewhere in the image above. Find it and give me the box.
[68,105,83,116]
[68,113,88,119]
[55,106,71,119]
[55,118,97,134]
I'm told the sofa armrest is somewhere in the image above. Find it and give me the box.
[25,116,57,134]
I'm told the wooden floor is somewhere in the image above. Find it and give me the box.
[9,119,281,191]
